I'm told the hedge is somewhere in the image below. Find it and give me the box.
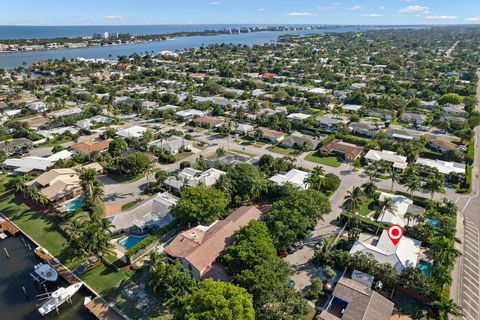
[340,212,387,234]
[125,221,179,259]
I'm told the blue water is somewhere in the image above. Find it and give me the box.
[64,198,84,212]
[120,235,148,249]
[0,25,414,68]
[426,217,441,228]
[418,260,432,277]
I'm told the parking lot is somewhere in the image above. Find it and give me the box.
[462,217,480,320]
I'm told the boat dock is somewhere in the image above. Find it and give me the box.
[0,215,20,236]
[34,247,81,285]
[85,297,125,320]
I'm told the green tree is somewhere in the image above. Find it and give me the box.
[172,185,229,225]
[108,137,128,157]
[222,220,277,275]
[117,152,151,177]
[176,279,255,320]
[219,163,267,204]
[343,187,363,213]
[439,93,462,105]
[431,296,462,320]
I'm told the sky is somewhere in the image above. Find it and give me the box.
[1,0,480,26]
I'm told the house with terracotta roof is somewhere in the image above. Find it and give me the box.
[320,139,363,162]
[248,127,284,143]
[164,206,262,281]
[71,139,112,155]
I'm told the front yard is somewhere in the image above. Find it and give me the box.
[305,152,342,168]
[271,146,301,156]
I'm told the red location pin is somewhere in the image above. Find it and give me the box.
[387,225,404,246]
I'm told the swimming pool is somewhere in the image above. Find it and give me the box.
[426,217,441,228]
[63,198,84,212]
[119,235,148,250]
[418,260,432,277]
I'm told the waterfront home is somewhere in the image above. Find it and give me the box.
[319,277,394,320]
[364,150,408,171]
[109,192,178,233]
[281,132,319,151]
[71,138,112,155]
[164,206,262,281]
[320,139,363,162]
[376,192,425,227]
[269,169,311,190]
[26,168,82,204]
[415,158,465,175]
[3,150,73,175]
[248,127,284,143]
[116,125,147,139]
[349,230,421,274]
[148,136,192,155]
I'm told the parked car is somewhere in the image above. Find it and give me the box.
[288,280,295,288]
[322,280,334,293]
[277,249,288,258]
[433,129,447,134]
[314,239,324,249]
[287,240,304,253]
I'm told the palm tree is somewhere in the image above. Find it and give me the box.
[390,168,398,192]
[431,296,462,320]
[344,187,364,213]
[305,166,325,191]
[80,168,99,192]
[405,176,421,196]
[144,161,155,187]
[404,211,416,227]
[425,177,444,199]
[431,236,460,267]
[379,197,398,222]
[11,176,26,193]
[361,182,376,198]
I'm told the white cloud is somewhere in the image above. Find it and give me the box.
[284,12,318,17]
[209,1,219,5]
[362,13,383,17]
[258,8,266,12]
[399,5,430,14]
[349,5,364,11]
[467,16,480,21]
[105,15,123,20]
[425,15,458,20]
[379,6,385,10]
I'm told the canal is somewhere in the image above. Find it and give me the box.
[0,236,93,320]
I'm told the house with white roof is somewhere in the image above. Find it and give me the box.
[116,125,147,138]
[27,100,48,113]
[416,158,465,175]
[37,126,80,139]
[269,169,311,190]
[364,150,408,171]
[148,136,192,155]
[175,109,208,120]
[76,115,113,129]
[287,113,310,121]
[349,230,421,274]
[342,104,362,112]
[3,150,73,174]
[109,192,178,233]
[377,192,424,227]
[48,108,83,119]
[165,168,226,193]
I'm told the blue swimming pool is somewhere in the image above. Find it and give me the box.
[63,198,84,212]
[418,260,432,277]
[426,217,441,228]
[120,235,148,250]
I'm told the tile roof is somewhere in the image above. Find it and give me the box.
[71,139,112,154]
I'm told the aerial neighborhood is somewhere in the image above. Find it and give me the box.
[0,25,479,320]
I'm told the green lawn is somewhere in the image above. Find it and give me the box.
[0,174,135,301]
[305,152,342,168]
[121,201,138,211]
[271,146,301,156]
[227,149,256,157]
[357,195,376,216]
[175,151,193,161]
[107,171,144,184]
[304,304,317,320]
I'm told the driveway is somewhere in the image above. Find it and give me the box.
[101,175,148,206]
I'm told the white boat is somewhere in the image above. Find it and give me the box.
[38,282,83,316]
[0,232,7,239]
[34,263,58,282]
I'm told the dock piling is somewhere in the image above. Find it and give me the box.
[4,247,9,258]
